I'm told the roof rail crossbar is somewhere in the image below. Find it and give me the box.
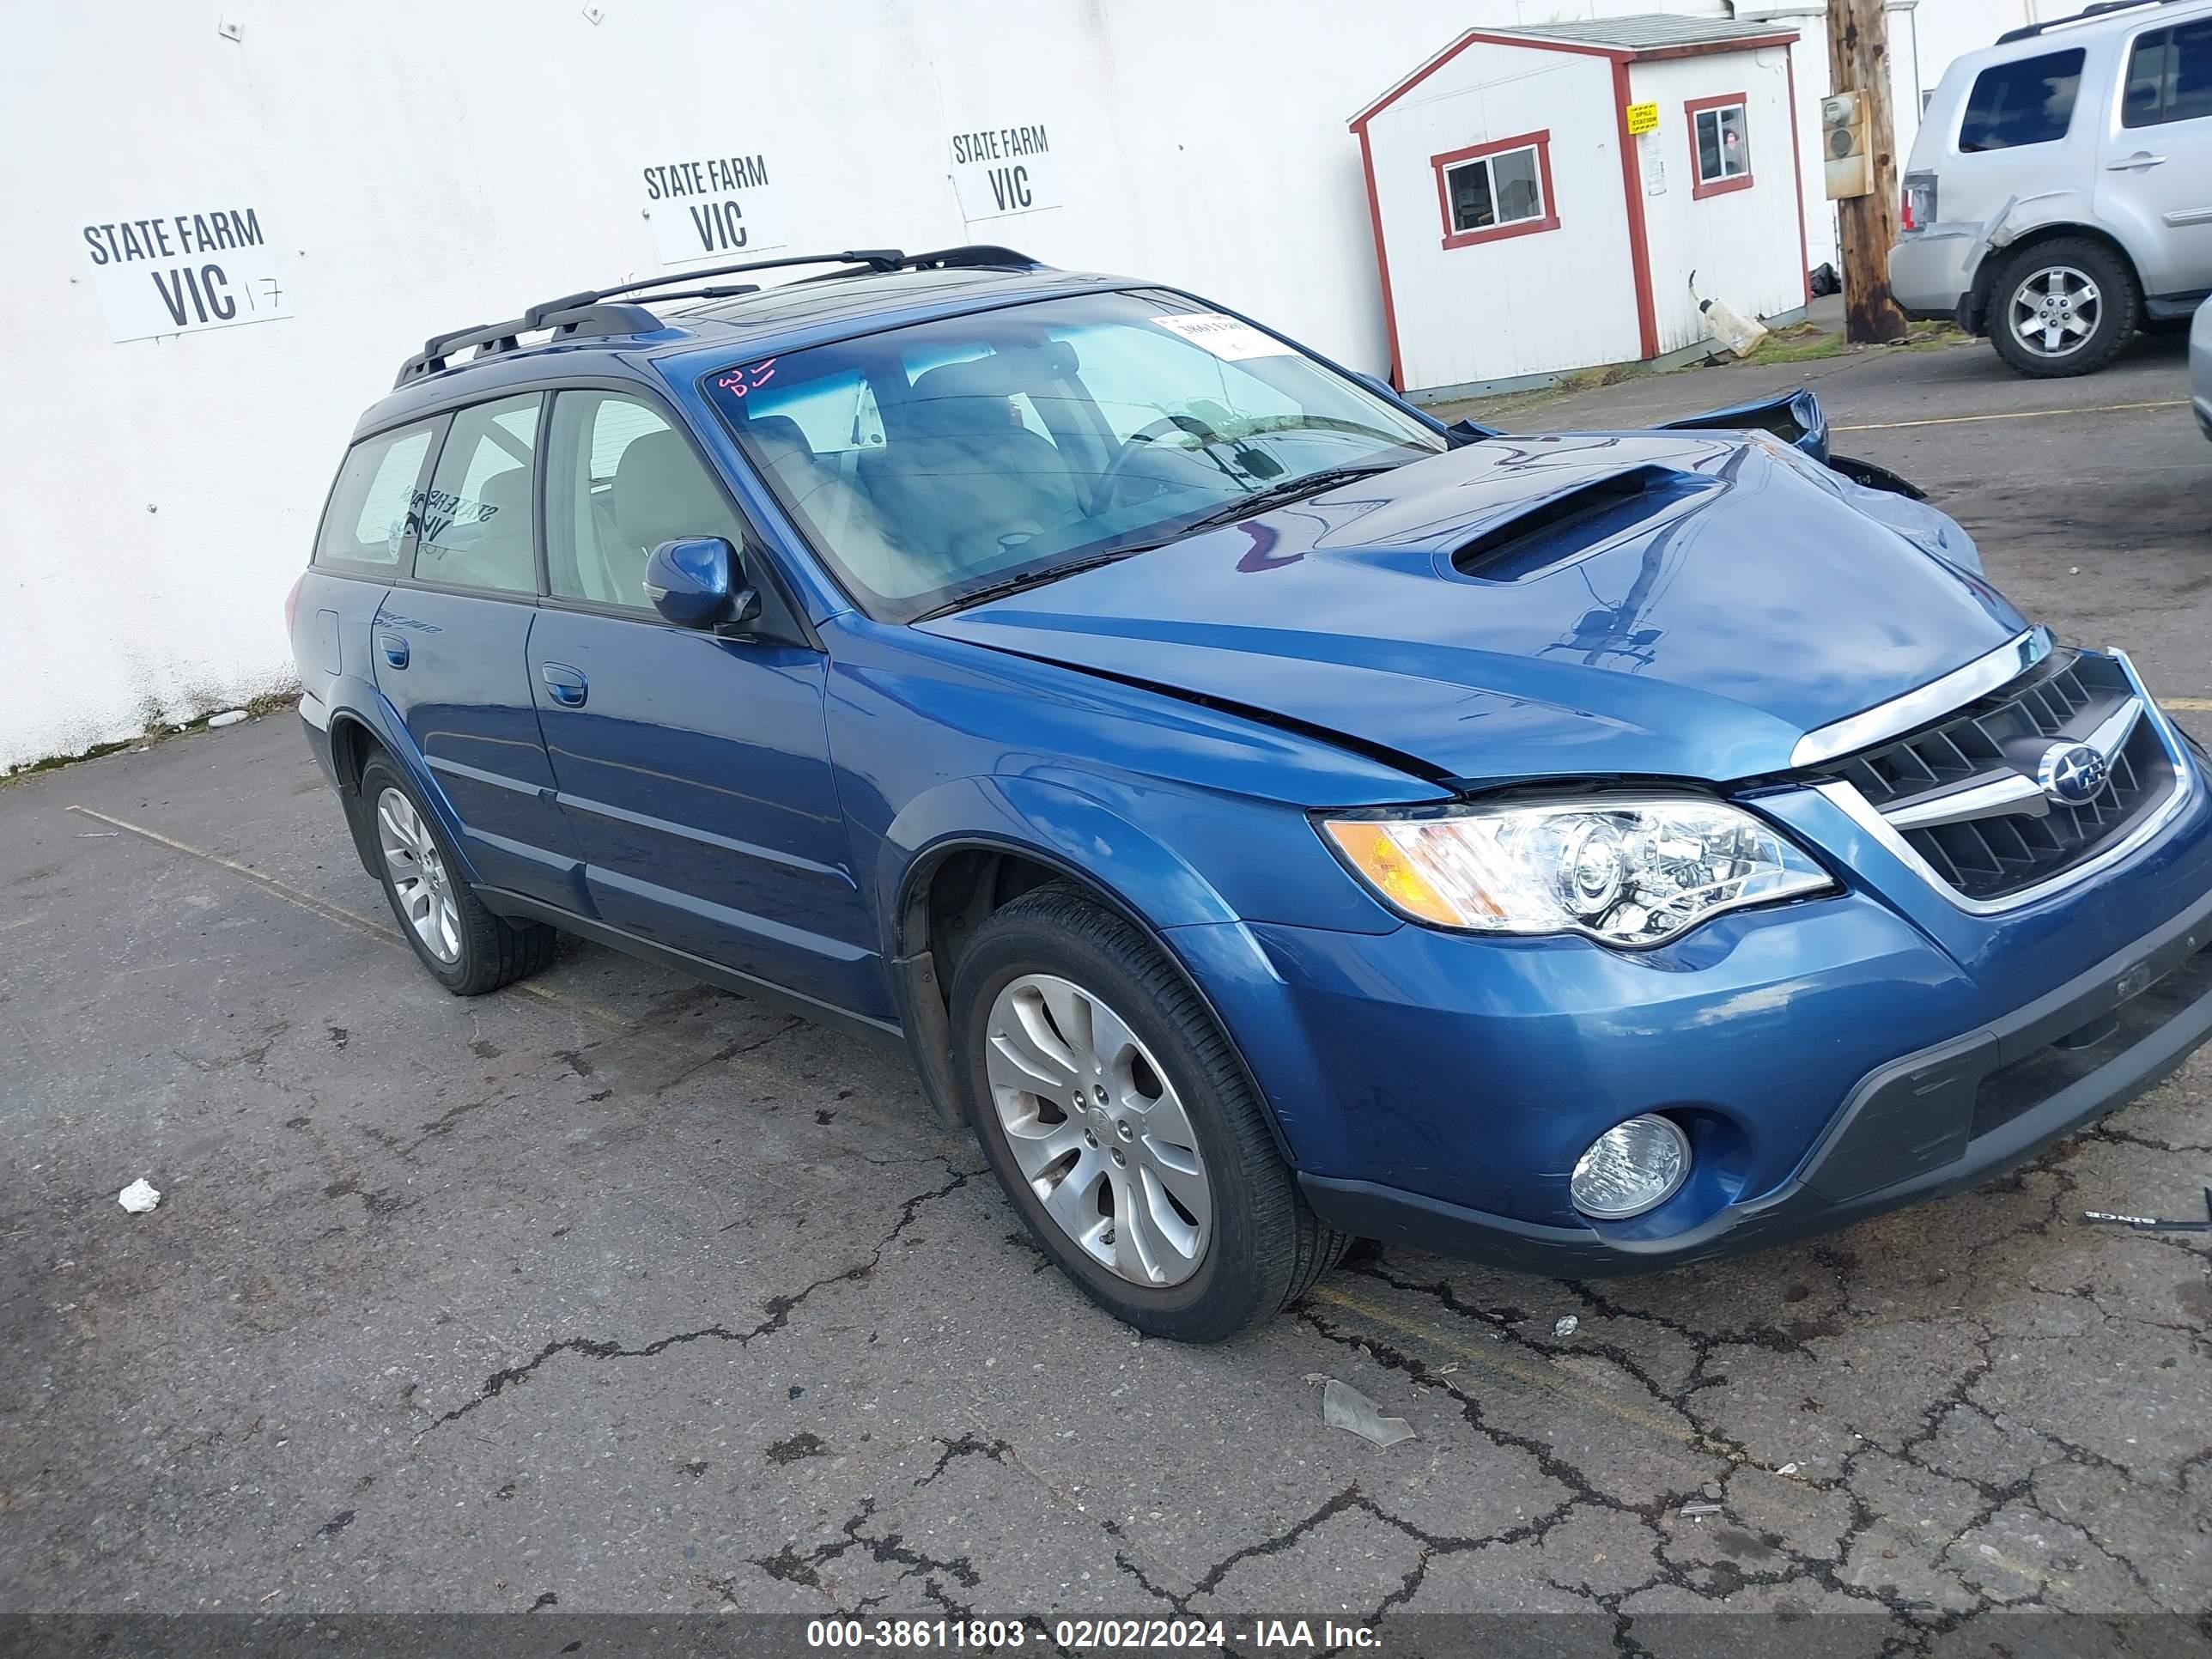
[787,244,1045,286]
[523,251,905,326]
[900,244,1043,270]
[392,301,664,387]
[1996,0,2184,43]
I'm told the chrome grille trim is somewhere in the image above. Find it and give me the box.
[1790,625,2053,769]
[1816,649,2196,915]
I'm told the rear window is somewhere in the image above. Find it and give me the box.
[1959,48,2084,150]
[2123,18,2212,128]
[313,422,435,570]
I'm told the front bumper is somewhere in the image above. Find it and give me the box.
[1297,890,2212,1273]
[1168,677,2212,1273]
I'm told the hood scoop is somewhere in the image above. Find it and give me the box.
[1449,465,1717,583]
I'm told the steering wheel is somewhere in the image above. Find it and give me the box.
[1093,413,1224,509]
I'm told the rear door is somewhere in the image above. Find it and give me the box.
[526,386,884,1020]
[372,392,585,908]
[2102,13,2212,297]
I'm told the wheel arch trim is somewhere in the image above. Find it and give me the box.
[884,807,1299,1170]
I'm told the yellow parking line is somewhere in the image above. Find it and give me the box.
[2165,697,2212,712]
[1305,1282,1714,1452]
[68,804,404,948]
[64,804,633,1033]
[1832,398,2185,432]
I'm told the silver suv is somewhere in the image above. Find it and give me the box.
[1891,0,2212,377]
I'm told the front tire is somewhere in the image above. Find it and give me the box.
[358,755,556,995]
[950,883,1346,1341]
[1987,238,2139,378]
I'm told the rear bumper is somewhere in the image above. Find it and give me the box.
[1890,232,1977,319]
[1300,887,2212,1273]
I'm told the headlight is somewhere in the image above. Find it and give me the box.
[1321,797,1834,945]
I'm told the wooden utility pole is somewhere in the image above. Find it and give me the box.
[1826,0,1910,342]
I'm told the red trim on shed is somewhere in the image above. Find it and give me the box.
[1349,27,1802,128]
[1355,122,1408,390]
[1613,58,1660,362]
[1784,46,1812,307]
[1431,130,1561,250]
[1685,92,1755,199]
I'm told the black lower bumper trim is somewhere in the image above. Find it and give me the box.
[1303,888,2212,1275]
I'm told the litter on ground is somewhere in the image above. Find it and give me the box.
[118,1178,161,1213]
[1320,1378,1417,1449]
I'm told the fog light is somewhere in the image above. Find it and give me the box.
[1571,1115,1691,1219]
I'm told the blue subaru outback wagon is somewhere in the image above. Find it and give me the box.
[290,246,2212,1340]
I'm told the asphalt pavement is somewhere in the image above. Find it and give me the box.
[3,331,2209,1637]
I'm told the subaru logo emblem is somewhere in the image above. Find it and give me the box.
[2038,741,2109,805]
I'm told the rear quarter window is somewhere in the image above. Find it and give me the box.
[2124,17,2212,128]
[1959,47,2085,151]
[314,422,435,571]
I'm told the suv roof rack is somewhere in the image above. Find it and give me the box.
[1996,0,2186,43]
[392,245,1048,387]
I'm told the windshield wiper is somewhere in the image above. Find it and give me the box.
[910,549,1146,622]
[1158,460,1404,539]
[910,460,1407,623]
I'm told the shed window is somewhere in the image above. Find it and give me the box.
[1959,48,2083,150]
[1431,131,1559,249]
[1687,96,1753,198]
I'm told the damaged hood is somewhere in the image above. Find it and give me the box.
[917,432,2026,784]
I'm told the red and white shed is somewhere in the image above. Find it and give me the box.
[1350,15,1812,400]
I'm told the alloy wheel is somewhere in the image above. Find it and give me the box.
[375,787,462,963]
[2008,265,2100,359]
[984,973,1213,1287]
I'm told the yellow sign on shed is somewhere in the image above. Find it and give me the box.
[1625,100,1660,135]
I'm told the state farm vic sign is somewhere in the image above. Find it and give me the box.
[641,152,789,267]
[79,204,294,343]
[947,122,1061,220]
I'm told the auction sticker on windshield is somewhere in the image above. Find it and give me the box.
[1151,313,1295,361]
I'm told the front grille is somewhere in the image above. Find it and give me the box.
[1821,649,2179,902]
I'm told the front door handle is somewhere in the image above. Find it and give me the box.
[2106,152,2168,170]
[540,662,588,708]
[376,629,410,669]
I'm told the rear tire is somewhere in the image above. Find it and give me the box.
[950,883,1347,1341]
[1986,238,2139,379]
[358,755,557,995]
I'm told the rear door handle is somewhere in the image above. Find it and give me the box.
[2106,152,2167,169]
[540,662,588,708]
[376,629,410,669]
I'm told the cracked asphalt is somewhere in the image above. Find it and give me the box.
[3,334,2209,1638]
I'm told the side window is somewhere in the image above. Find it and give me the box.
[1431,132,1558,249]
[545,392,746,610]
[413,393,542,594]
[1959,48,2084,151]
[313,422,435,570]
[1688,98,1752,197]
[2124,19,2212,129]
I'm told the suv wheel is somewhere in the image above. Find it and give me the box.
[950,883,1348,1341]
[359,755,557,994]
[1988,238,2139,378]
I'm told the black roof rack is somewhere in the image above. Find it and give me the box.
[393,245,1048,387]
[1996,0,2185,43]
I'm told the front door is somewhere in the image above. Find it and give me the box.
[373,392,583,907]
[2103,14,2212,298]
[527,387,884,1021]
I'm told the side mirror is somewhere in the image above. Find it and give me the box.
[643,537,761,631]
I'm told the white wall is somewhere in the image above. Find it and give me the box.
[0,0,2039,771]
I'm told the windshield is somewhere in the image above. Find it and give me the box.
[702,289,1447,621]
